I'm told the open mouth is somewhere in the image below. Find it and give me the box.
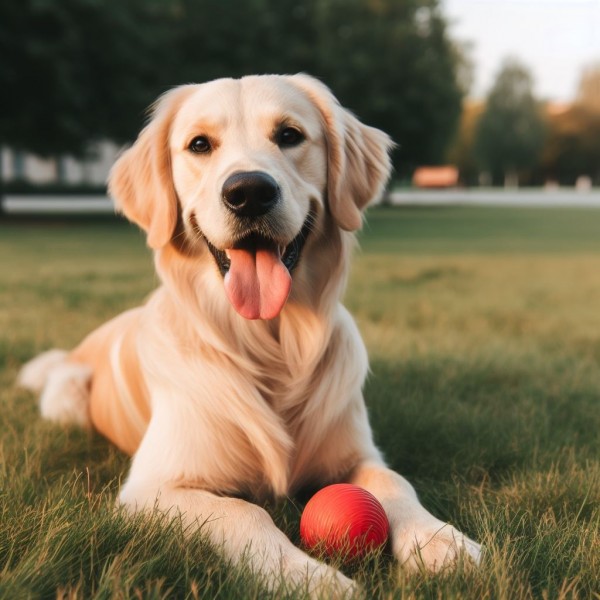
[204,209,314,320]
[206,215,312,277]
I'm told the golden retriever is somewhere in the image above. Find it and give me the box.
[19,74,481,596]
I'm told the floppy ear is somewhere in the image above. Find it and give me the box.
[290,74,394,231]
[108,86,194,249]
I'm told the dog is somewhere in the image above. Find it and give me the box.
[18,74,481,596]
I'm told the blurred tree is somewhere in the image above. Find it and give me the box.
[446,100,484,186]
[475,59,546,187]
[309,0,465,177]
[538,65,600,186]
[541,104,600,186]
[170,0,319,81]
[576,63,600,114]
[0,0,170,159]
[1,0,465,181]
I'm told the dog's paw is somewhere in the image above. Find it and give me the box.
[393,519,482,574]
[281,554,359,599]
[307,565,359,599]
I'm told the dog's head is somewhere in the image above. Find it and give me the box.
[109,75,392,320]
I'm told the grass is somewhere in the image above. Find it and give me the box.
[1,206,599,599]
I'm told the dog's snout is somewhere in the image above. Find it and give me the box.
[222,171,280,217]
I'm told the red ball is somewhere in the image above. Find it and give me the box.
[300,483,389,561]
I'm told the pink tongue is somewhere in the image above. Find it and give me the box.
[224,247,292,320]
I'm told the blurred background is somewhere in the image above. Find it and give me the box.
[0,0,599,199]
[3,5,600,597]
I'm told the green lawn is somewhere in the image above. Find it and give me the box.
[1,206,599,599]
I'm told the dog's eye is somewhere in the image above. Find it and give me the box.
[276,127,305,148]
[189,136,212,154]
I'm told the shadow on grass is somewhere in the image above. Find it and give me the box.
[365,356,600,488]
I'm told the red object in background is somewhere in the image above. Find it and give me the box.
[300,484,390,560]
[412,165,459,188]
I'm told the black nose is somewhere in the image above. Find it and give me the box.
[222,171,280,217]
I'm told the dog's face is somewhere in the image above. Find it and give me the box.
[171,76,325,251]
[169,77,326,320]
[109,75,392,320]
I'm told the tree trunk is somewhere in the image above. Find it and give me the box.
[0,146,5,217]
[504,167,519,189]
[56,155,67,183]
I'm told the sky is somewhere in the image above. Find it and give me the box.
[442,0,600,101]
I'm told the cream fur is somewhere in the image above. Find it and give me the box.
[18,75,481,596]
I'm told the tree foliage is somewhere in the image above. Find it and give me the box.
[304,0,464,174]
[0,0,171,157]
[446,100,484,186]
[1,0,465,175]
[475,59,546,185]
[537,64,600,185]
[541,105,600,185]
[576,63,600,114]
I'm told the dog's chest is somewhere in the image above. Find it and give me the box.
[155,307,357,497]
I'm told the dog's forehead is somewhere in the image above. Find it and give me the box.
[172,76,322,139]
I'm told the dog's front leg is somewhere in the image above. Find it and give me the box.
[349,460,482,573]
[119,480,357,598]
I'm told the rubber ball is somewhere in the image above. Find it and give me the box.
[300,483,389,560]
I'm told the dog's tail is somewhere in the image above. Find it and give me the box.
[18,349,68,393]
[18,349,92,428]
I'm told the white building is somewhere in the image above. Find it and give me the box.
[1,141,121,186]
